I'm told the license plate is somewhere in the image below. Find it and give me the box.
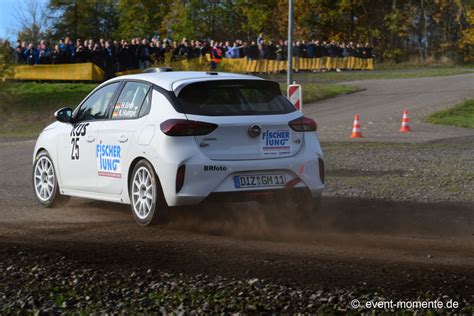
[233,174,286,189]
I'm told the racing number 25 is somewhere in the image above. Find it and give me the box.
[71,137,80,160]
[69,123,89,160]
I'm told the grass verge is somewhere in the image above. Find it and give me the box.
[0,82,359,137]
[0,82,96,137]
[280,83,361,105]
[426,99,474,129]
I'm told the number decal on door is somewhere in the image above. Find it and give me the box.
[69,123,89,160]
[71,137,80,160]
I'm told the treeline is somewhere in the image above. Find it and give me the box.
[17,0,474,63]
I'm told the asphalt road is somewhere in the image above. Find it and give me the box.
[0,74,473,310]
[306,72,474,142]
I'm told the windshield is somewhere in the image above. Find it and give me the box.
[175,80,296,116]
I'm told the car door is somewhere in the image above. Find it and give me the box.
[57,82,121,192]
[98,81,153,195]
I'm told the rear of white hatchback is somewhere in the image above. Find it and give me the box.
[142,77,325,225]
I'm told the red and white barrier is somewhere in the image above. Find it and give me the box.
[287,84,303,112]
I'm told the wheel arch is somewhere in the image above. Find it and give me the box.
[127,156,158,196]
[34,147,48,158]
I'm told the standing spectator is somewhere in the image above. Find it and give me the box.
[137,38,150,69]
[117,41,130,71]
[258,42,267,59]
[82,41,92,63]
[66,37,76,63]
[24,43,38,65]
[12,40,24,64]
[129,38,139,69]
[91,43,104,68]
[313,40,322,72]
[209,42,223,70]
[266,41,277,60]
[75,39,87,63]
[225,42,235,58]
[104,40,116,78]
[194,41,204,58]
[154,41,166,64]
[178,39,195,59]
[38,40,52,64]
[247,41,259,60]
[51,45,61,64]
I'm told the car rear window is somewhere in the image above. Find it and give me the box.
[175,80,296,116]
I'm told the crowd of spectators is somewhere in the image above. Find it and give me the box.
[12,34,373,76]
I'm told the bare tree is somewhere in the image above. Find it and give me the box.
[13,0,49,45]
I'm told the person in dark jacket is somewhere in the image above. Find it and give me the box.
[129,38,139,69]
[91,43,105,68]
[74,39,87,63]
[137,39,150,69]
[117,41,130,71]
[51,45,61,64]
[247,41,259,60]
[12,41,24,64]
[179,40,195,59]
[38,40,52,64]
[24,44,38,65]
[266,41,277,60]
[104,40,116,78]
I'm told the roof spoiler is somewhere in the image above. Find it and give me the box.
[143,67,173,73]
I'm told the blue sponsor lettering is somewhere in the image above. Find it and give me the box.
[262,130,290,147]
[96,144,121,174]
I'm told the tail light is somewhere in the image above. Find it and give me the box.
[176,165,186,193]
[288,116,317,132]
[160,119,218,136]
[318,158,325,184]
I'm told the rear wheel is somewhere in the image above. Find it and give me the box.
[129,160,168,226]
[32,151,70,207]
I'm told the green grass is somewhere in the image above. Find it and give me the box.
[0,82,96,136]
[280,83,361,104]
[265,67,472,82]
[0,81,358,137]
[426,99,474,129]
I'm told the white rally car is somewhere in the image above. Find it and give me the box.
[32,71,325,226]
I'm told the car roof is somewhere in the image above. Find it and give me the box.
[113,71,264,94]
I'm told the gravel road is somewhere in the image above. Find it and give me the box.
[305,72,474,143]
[0,74,473,313]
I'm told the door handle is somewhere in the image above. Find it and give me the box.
[86,136,95,143]
[118,135,128,143]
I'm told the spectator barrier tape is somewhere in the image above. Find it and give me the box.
[13,63,105,81]
[13,55,374,82]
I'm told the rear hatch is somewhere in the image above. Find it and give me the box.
[175,80,304,161]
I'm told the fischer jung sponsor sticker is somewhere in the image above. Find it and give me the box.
[96,143,122,178]
[261,129,291,156]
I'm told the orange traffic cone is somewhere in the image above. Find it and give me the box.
[351,114,363,138]
[399,109,411,132]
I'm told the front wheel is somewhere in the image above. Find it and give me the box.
[32,151,70,207]
[129,160,168,226]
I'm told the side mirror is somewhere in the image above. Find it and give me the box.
[54,107,73,123]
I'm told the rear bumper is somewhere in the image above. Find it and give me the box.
[151,132,324,207]
[173,186,323,206]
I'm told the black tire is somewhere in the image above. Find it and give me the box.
[129,159,168,226]
[32,151,70,208]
